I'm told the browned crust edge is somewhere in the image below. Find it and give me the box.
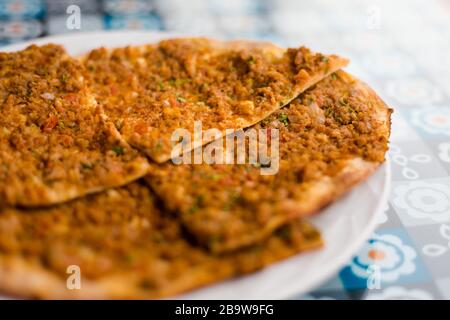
[10,120,150,207]
[0,223,322,299]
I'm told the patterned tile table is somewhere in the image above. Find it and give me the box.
[1,0,450,300]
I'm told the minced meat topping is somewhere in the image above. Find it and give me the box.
[0,182,321,298]
[0,44,149,206]
[146,71,391,253]
[83,38,348,162]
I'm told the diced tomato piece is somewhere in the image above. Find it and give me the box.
[109,85,118,95]
[169,96,180,108]
[134,122,148,135]
[41,115,58,132]
[63,93,78,103]
[266,128,272,143]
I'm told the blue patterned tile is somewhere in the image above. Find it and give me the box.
[402,106,450,141]
[45,0,99,14]
[0,19,44,43]
[391,178,450,227]
[104,13,163,30]
[339,229,431,290]
[0,0,45,19]
[384,78,445,108]
[1,0,449,301]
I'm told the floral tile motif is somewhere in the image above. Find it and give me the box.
[408,224,450,278]
[2,0,450,300]
[409,106,450,138]
[389,142,446,181]
[385,78,444,107]
[378,202,404,229]
[424,139,450,177]
[438,142,450,163]
[391,179,450,226]
[339,229,431,290]
[388,110,423,143]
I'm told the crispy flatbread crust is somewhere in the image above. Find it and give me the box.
[145,71,392,253]
[0,44,149,206]
[82,38,348,163]
[0,183,322,299]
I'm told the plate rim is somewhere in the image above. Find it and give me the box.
[281,158,392,299]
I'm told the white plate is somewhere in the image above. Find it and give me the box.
[1,31,391,299]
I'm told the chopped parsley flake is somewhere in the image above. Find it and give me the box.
[112,146,124,155]
[61,73,69,83]
[81,163,93,170]
[339,97,348,106]
[176,94,186,103]
[278,113,290,126]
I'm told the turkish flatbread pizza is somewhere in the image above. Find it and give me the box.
[0,44,149,206]
[0,182,322,299]
[0,36,391,300]
[145,71,392,253]
[82,38,348,162]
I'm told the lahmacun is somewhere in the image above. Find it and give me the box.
[145,71,392,253]
[0,182,322,299]
[0,44,149,206]
[0,36,392,300]
[82,38,348,163]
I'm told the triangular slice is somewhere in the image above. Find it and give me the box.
[145,71,392,253]
[83,38,348,162]
[0,44,149,206]
[0,182,321,299]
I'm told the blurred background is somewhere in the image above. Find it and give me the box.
[2,0,450,300]
[1,0,449,97]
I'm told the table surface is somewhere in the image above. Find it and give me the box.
[1,0,450,300]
